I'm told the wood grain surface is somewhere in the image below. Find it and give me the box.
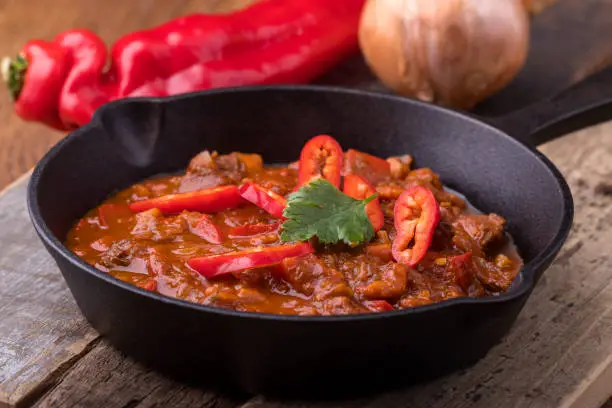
[0,0,611,407]
[0,172,99,408]
[32,342,247,408]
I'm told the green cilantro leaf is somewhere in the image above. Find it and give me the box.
[280,179,377,246]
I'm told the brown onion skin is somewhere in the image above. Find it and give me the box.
[359,0,530,110]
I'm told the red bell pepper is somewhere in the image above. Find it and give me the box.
[238,182,286,219]
[448,252,474,291]
[187,214,223,244]
[298,134,344,188]
[97,203,133,228]
[343,149,391,185]
[364,300,394,312]
[392,186,441,267]
[129,185,244,214]
[188,242,314,278]
[3,0,365,130]
[2,41,69,130]
[228,222,280,237]
[343,174,385,232]
[53,30,109,129]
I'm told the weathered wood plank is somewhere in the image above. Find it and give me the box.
[32,341,245,408]
[0,174,100,408]
[236,122,612,408]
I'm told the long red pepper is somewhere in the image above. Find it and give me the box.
[2,0,365,130]
[129,185,245,214]
[188,242,314,278]
[238,182,287,219]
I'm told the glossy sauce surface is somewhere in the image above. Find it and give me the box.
[66,150,522,315]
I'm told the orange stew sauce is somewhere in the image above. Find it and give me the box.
[66,136,522,315]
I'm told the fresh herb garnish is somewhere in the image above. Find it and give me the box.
[280,179,377,246]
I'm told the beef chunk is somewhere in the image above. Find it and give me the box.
[99,239,136,268]
[131,209,187,242]
[280,254,353,301]
[214,152,252,182]
[387,154,413,180]
[399,269,434,308]
[452,213,506,254]
[179,174,227,193]
[404,168,444,190]
[403,169,466,212]
[342,149,392,185]
[321,296,368,315]
[147,248,172,276]
[376,184,405,200]
[187,150,216,173]
[356,262,408,300]
[473,256,515,292]
[180,151,263,192]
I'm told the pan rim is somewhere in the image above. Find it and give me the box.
[27,84,574,323]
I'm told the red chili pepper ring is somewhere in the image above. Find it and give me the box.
[298,134,344,188]
[392,186,441,267]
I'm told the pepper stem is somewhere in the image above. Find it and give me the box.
[1,54,28,101]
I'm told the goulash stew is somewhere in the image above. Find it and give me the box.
[67,135,522,315]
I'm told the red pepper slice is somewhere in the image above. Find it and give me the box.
[392,186,440,267]
[129,185,244,214]
[298,134,343,188]
[364,300,394,312]
[188,242,314,278]
[97,203,133,228]
[343,149,391,185]
[228,223,280,237]
[238,182,287,219]
[138,278,158,292]
[343,174,385,232]
[448,252,474,291]
[188,214,223,244]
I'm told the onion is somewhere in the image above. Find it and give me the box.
[358,0,530,109]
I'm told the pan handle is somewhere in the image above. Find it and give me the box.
[485,65,612,146]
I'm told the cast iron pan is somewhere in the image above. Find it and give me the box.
[28,66,612,397]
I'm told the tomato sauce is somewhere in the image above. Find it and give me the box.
[66,146,522,315]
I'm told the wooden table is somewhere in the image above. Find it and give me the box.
[0,1,611,407]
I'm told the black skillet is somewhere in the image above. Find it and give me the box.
[27,66,612,396]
